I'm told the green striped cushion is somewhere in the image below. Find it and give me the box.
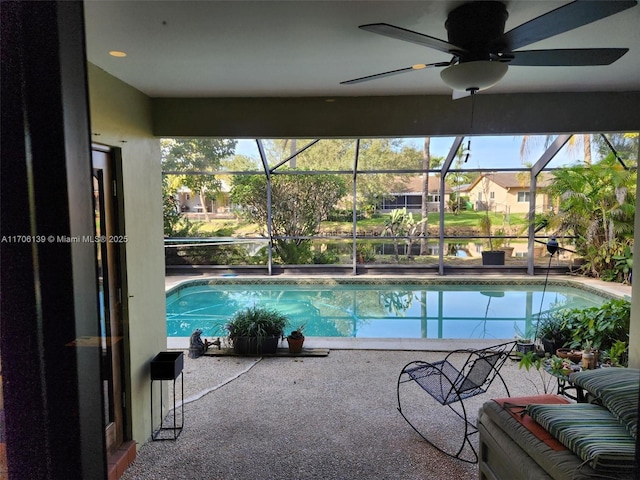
[526,403,637,472]
[570,368,639,438]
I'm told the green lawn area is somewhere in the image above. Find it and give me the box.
[189,211,528,237]
[329,211,528,232]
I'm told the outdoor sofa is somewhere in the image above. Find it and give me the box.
[478,368,639,479]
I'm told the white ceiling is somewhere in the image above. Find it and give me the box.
[84,1,640,98]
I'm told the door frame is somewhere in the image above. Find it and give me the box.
[92,143,132,446]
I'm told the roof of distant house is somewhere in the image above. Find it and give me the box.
[467,172,553,192]
[390,175,453,195]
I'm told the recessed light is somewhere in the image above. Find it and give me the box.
[109,51,127,58]
[412,64,427,70]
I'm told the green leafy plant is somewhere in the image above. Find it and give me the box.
[612,245,633,284]
[312,248,339,265]
[604,340,628,367]
[478,214,493,251]
[516,351,553,394]
[535,311,571,347]
[514,323,536,343]
[559,298,630,351]
[517,351,575,394]
[225,306,288,342]
[492,229,507,250]
[287,324,305,340]
[356,243,376,262]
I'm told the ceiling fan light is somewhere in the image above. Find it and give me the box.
[440,61,508,92]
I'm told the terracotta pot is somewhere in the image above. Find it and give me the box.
[287,335,305,354]
[556,348,582,363]
[499,246,514,258]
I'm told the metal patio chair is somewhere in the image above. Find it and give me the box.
[396,341,515,463]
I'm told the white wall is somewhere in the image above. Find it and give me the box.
[87,64,166,443]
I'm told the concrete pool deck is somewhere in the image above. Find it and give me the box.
[164,273,631,351]
[123,348,578,480]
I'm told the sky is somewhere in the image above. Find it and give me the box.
[233,135,586,171]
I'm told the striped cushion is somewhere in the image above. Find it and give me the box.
[526,403,636,472]
[570,368,639,438]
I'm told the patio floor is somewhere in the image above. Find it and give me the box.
[123,349,552,480]
[127,274,632,479]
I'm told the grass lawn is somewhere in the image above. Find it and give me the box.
[181,211,528,237]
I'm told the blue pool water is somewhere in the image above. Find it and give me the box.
[166,281,611,340]
[167,281,608,339]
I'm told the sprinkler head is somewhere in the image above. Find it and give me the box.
[547,236,559,256]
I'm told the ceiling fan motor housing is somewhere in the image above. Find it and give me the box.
[445,1,508,62]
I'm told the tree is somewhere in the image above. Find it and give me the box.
[161,138,237,220]
[594,133,639,164]
[520,134,593,165]
[230,172,347,264]
[162,176,201,237]
[543,154,636,279]
[162,176,182,237]
[261,138,431,214]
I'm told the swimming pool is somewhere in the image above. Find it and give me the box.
[166,279,616,340]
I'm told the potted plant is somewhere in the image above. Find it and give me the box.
[479,211,505,266]
[535,311,571,355]
[286,325,305,354]
[225,306,288,355]
[581,340,596,370]
[514,323,535,354]
[494,229,514,258]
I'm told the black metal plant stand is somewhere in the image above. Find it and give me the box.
[150,351,184,440]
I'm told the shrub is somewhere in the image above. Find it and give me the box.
[559,298,630,352]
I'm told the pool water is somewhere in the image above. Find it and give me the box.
[166,281,611,340]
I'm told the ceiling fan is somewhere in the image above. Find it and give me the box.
[341,0,637,94]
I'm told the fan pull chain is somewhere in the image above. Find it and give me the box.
[464,89,478,163]
[469,88,477,131]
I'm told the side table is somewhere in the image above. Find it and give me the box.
[544,366,585,402]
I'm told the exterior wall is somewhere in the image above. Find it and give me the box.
[468,179,507,212]
[88,64,165,444]
[504,188,549,215]
[467,180,549,215]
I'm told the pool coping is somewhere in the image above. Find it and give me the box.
[164,274,631,351]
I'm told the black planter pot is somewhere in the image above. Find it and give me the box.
[232,335,280,355]
[482,250,505,266]
[541,338,558,355]
[150,351,184,380]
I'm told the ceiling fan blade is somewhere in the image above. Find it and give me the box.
[452,89,471,100]
[359,23,464,55]
[340,62,450,85]
[509,48,629,66]
[497,0,638,51]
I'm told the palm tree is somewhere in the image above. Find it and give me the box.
[520,134,593,165]
[543,155,635,277]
